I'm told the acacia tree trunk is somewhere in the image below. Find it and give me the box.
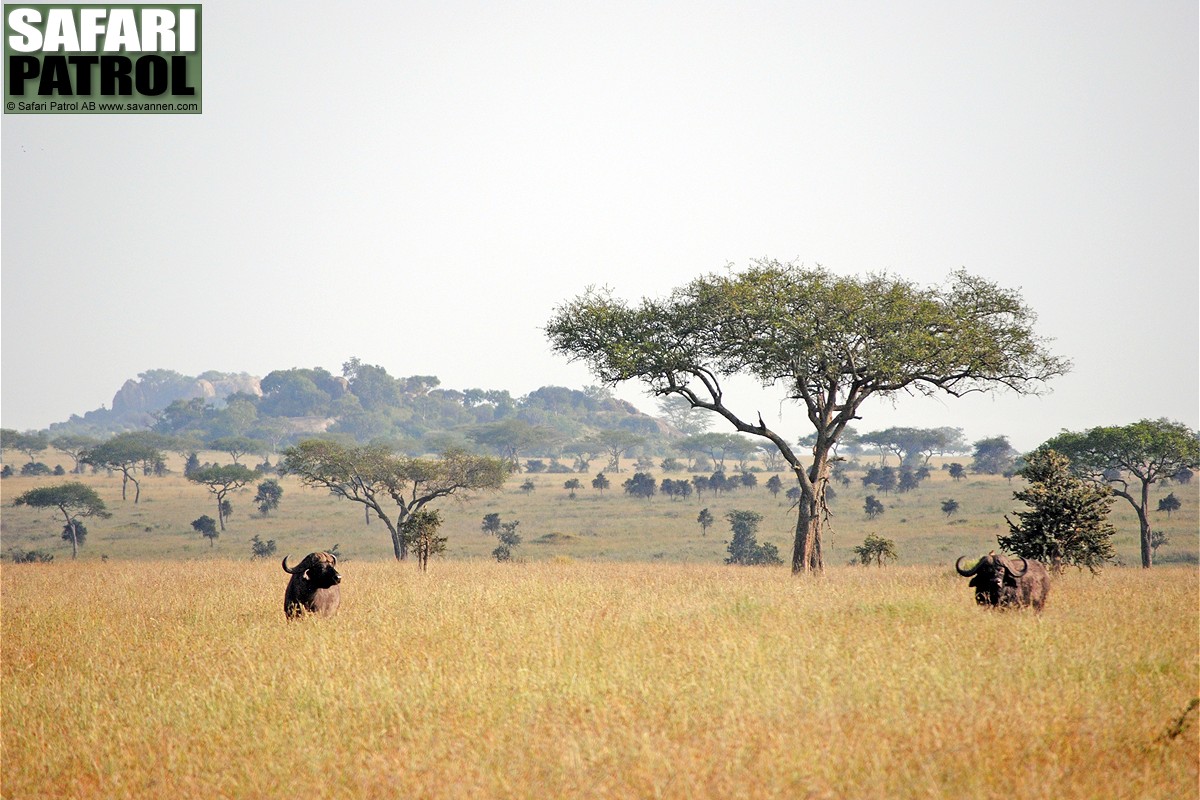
[791,452,830,574]
[383,510,409,561]
[62,510,79,559]
[1136,482,1152,568]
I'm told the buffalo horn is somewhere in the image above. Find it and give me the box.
[282,555,301,574]
[955,556,980,576]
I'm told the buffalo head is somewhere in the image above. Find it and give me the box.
[282,551,341,618]
[955,551,1049,612]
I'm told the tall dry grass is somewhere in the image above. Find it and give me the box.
[2,560,1196,799]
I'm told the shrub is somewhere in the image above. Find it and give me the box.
[250,535,277,559]
[724,510,782,566]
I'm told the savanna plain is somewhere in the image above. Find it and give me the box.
[2,454,1198,798]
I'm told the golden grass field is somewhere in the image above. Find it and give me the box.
[2,453,1198,797]
[2,560,1196,799]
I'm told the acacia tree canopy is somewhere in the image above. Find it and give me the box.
[546,260,1069,574]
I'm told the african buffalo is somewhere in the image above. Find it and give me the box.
[955,551,1050,612]
[282,552,341,619]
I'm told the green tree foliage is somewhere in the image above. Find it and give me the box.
[765,474,784,499]
[853,534,897,566]
[1043,419,1200,568]
[862,466,897,495]
[253,478,284,516]
[250,534,277,559]
[259,368,338,417]
[998,449,1117,574]
[82,432,167,502]
[591,472,610,494]
[724,510,782,566]
[656,395,712,436]
[971,436,1019,475]
[208,436,266,465]
[61,520,87,547]
[467,419,560,472]
[191,515,219,546]
[563,478,582,498]
[622,472,657,499]
[864,495,885,519]
[188,464,257,531]
[482,513,501,536]
[547,262,1068,573]
[51,434,99,474]
[697,507,714,535]
[1156,492,1181,518]
[491,520,522,562]
[585,429,644,473]
[7,430,50,466]
[941,498,960,517]
[11,482,110,559]
[282,440,508,561]
[859,426,966,467]
[342,358,403,412]
[402,508,447,572]
[948,463,966,481]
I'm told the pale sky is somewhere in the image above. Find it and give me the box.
[2,1,1197,451]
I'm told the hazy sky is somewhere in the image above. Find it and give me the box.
[2,1,1197,451]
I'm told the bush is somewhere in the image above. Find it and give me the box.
[8,548,54,563]
[725,510,782,566]
[853,534,897,567]
[250,535,277,559]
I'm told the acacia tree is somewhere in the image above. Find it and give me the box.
[282,440,508,560]
[853,534,897,567]
[401,509,446,572]
[52,434,99,474]
[585,429,644,473]
[547,261,1069,574]
[188,463,257,531]
[7,430,50,468]
[83,432,166,502]
[1043,419,1199,568]
[12,482,110,559]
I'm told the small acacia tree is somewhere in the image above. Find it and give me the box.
[253,478,284,516]
[188,463,257,531]
[12,482,110,559]
[725,510,781,565]
[697,507,714,535]
[999,449,1116,574]
[191,515,219,546]
[547,261,1068,574]
[492,521,522,562]
[853,534,897,567]
[402,508,446,572]
[83,432,166,503]
[1156,493,1181,518]
[864,496,885,519]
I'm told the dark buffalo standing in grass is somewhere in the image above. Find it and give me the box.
[282,552,341,619]
[955,551,1050,613]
